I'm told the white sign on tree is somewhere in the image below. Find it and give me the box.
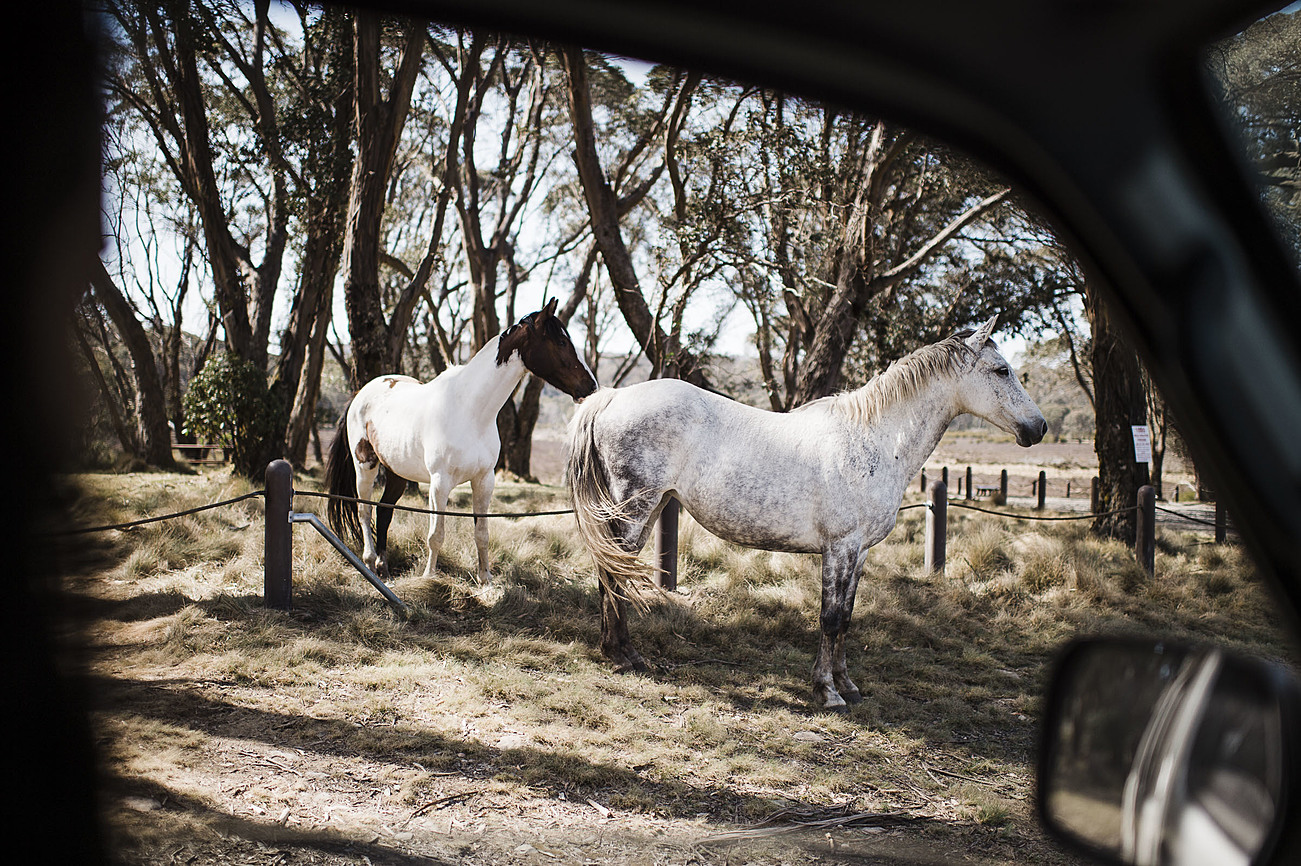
[1132,425,1152,463]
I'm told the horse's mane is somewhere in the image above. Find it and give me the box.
[813,333,982,427]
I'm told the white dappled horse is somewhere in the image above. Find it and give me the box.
[327,299,597,583]
[566,316,1047,710]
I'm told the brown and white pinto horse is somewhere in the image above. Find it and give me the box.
[326,299,597,583]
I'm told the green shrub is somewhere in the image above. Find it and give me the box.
[183,353,284,477]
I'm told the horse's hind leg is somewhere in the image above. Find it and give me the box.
[373,471,406,580]
[355,462,384,577]
[598,570,648,673]
[594,490,663,673]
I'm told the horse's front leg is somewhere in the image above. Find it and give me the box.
[469,471,495,585]
[422,475,453,580]
[831,550,867,705]
[812,542,862,711]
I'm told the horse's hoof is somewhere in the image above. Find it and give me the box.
[842,689,864,705]
[610,652,649,674]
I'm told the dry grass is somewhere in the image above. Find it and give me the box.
[54,469,1297,865]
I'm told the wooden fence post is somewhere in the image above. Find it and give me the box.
[1215,499,1227,544]
[1091,476,1100,515]
[1136,484,1155,576]
[941,466,949,491]
[1037,470,1047,510]
[925,480,947,575]
[264,459,293,610]
[965,466,973,501]
[654,497,680,591]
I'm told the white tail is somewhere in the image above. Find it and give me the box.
[565,389,662,606]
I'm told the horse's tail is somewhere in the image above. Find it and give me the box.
[565,388,661,606]
[324,402,362,544]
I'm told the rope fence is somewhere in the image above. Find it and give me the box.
[291,489,574,519]
[49,491,267,536]
[54,459,1233,609]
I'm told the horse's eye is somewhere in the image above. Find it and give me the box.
[994,366,1010,377]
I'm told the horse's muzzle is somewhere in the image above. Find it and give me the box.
[1017,417,1048,447]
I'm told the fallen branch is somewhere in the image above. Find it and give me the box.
[695,804,928,845]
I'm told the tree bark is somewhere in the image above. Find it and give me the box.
[285,282,336,468]
[73,320,137,457]
[277,9,355,465]
[1088,286,1149,544]
[89,261,177,469]
[340,14,424,387]
[792,187,1010,404]
[562,46,711,390]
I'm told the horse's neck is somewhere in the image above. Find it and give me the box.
[453,336,528,429]
[859,377,961,490]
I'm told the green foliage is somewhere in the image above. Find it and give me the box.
[182,353,284,477]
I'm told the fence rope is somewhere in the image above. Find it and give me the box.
[50,490,267,536]
[46,485,1217,535]
[1154,504,1224,529]
[947,501,1140,521]
[292,489,574,519]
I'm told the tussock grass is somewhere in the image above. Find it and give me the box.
[65,470,1298,861]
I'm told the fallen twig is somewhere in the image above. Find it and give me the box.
[922,761,1009,789]
[405,791,476,824]
[655,658,746,671]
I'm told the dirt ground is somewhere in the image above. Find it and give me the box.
[90,670,1083,866]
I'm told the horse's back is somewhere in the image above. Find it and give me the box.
[584,380,843,551]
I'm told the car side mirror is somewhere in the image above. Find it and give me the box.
[1039,637,1301,866]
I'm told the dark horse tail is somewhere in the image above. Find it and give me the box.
[324,402,362,544]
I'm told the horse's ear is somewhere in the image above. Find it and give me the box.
[966,315,998,352]
[541,297,558,320]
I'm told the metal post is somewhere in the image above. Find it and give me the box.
[925,480,947,575]
[1037,470,1047,510]
[1137,484,1156,576]
[264,459,293,610]
[1066,480,1072,498]
[965,466,973,501]
[1000,469,1008,501]
[290,512,407,615]
[920,470,926,493]
[1215,500,1227,544]
[941,466,949,491]
[1091,476,1100,515]
[654,497,680,591]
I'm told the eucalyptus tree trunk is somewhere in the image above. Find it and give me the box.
[277,8,355,466]
[1088,286,1149,544]
[89,261,176,469]
[562,47,712,391]
[791,187,1010,404]
[340,13,424,387]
